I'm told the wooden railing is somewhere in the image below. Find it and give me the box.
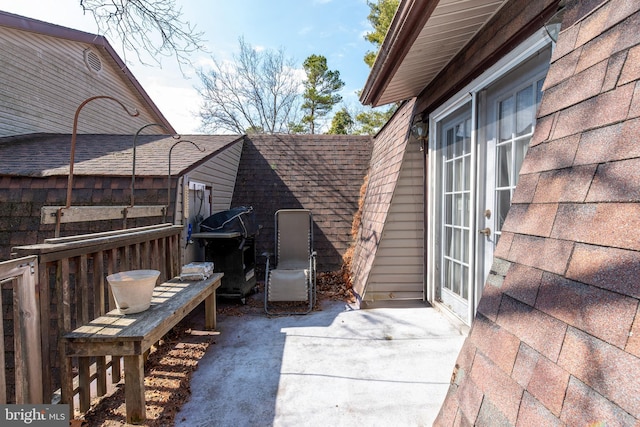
[11,223,183,406]
[0,256,42,404]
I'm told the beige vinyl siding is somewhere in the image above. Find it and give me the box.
[364,146,424,301]
[187,140,243,213]
[174,140,243,224]
[350,99,415,298]
[175,141,243,264]
[175,140,242,264]
[0,26,160,136]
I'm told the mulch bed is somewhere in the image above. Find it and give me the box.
[76,271,352,426]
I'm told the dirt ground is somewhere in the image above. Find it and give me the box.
[76,272,352,427]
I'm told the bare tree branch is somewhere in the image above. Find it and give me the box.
[196,37,302,134]
[79,0,205,70]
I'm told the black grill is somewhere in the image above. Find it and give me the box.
[195,207,259,302]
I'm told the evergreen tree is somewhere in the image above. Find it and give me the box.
[363,0,399,68]
[327,107,355,135]
[355,108,394,135]
[301,55,345,134]
[357,0,400,135]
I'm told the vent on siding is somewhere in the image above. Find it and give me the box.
[83,49,102,73]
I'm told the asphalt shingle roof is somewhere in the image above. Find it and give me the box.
[232,133,373,271]
[0,133,242,177]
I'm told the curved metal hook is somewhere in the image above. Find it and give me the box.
[131,123,180,207]
[167,140,206,213]
[66,95,139,209]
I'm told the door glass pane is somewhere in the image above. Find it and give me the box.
[496,189,511,232]
[455,124,464,157]
[444,259,452,291]
[462,229,469,263]
[445,160,453,192]
[452,228,461,260]
[445,226,452,258]
[462,266,469,299]
[516,85,534,136]
[514,137,530,184]
[497,144,512,187]
[452,263,460,294]
[494,77,543,245]
[455,195,463,226]
[462,193,471,227]
[445,194,452,225]
[537,79,544,104]
[463,156,470,191]
[446,128,454,158]
[499,97,514,142]
[454,158,463,191]
[464,118,471,154]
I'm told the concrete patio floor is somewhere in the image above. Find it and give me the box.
[175,299,466,427]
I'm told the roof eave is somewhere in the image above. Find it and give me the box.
[360,0,438,107]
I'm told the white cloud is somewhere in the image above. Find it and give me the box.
[193,56,216,69]
[140,77,202,134]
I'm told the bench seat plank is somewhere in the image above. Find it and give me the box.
[65,274,222,350]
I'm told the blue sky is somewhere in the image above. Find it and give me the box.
[0,0,375,133]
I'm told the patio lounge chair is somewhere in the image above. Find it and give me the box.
[264,209,316,315]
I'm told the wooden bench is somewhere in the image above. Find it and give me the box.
[62,273,223,424]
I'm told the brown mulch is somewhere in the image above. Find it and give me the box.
[77,271,353,426]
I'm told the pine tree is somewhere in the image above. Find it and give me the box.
[301,55,345,134]
[327,107,355,135]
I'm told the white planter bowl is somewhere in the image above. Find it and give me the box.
[106,270,160,314]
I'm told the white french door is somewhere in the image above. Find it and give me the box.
[429,35,552,325]
[439,112,473,320]
[480,76,546,279]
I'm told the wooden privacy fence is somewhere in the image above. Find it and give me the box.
[11,223,183,405]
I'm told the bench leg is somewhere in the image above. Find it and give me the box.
[205,289,216,330]
[124,355,146,424]
[61,356,75,418]
[78,357,92,412]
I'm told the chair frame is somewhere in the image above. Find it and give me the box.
[264,209,316,315]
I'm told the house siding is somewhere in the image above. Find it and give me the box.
[0,26,162,136]
[176,140,243,264]
[187,140,243,213]
[435,0,640,424]
[350,99,416,299]
[365,142,424,300]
